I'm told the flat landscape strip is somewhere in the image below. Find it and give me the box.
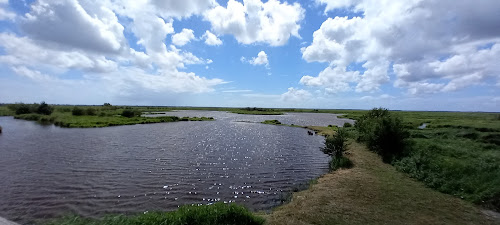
[263,142,498,225]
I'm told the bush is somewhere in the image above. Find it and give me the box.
[15,104,33,115]
[329,156,353,171]
[121,109,136,118]
[85,108,96,116]
[355,108,410,163]
[36,101,53,115]
[343,122,352,127]
[322,128,348,158]
[322,128,352,171]
[72,107,85,116]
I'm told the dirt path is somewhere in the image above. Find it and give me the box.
[264,142,499,225]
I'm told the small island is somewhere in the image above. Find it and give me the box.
[3,102,214,128]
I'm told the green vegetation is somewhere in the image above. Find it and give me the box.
[261,120,281,125]
[265,142,498,225]
[351,108,500,212]
[1,103,214,128]
[5,101,55,116]
[45,203,264,225]
[321,128,352,171]
[355,108,411,163]
[261,120,301,127]
[231,107,283,115]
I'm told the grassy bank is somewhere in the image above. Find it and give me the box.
[13,113,213,128]
[1,104,214,128]
[44,203,264,225]
[264,142,498,225]
[392,112,500,211]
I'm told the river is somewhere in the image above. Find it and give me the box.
[0,111,353,224]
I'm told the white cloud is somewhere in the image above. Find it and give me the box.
[249,51,269,68]
[172,28,196,46]
[301,0,500,95]
[0,0,226,99]
[202,30,222,46]
[204,0,305,46]
[0,0,15,21]
[281,87,312,102]
[300,66,359,93]
[148,0,217,19]
[0,33,117,73]
[21,0,126,54]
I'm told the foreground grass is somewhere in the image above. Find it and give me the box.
[264,142,498,225]
[45,203,264,225]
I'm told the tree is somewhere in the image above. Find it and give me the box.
[355,108,410,163]
[36,101,53,115]
[72,107,84,116]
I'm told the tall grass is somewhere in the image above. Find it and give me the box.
[45,203,265,225]
[353,108,500,211]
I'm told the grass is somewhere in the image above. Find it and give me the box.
[303,126,338,136]
[261,120,302,127]
[264,142,498,225]
[13,113,213,128]
[1,104,214,128]
[44,203,265,225]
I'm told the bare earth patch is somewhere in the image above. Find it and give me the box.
[263,142,499,225]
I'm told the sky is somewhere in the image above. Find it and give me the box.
[0,0,499,111]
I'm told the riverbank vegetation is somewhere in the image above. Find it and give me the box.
[264,141,498,225]
[352,108,500,212]
[45,203,264,225]
[1,103,213,128]
[321,128,353,171]
[261,120,301,127]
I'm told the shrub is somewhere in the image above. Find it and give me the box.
[85,108,96,116]
[322,128,348,158]
[329,156,353,171]
[322,128,352,171]
[343,122,352,127]
[121,109,136,118]
[355,108,410,163]
[15,104,33,115]
[72,107,85,116]
[36,101,53,115]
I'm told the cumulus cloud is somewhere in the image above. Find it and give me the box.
[204,0,304,46]
[172,28,196,46]
[0,0,226,100]
[202,30,222,46]
[21,0,126,54]
[249,51,269,67]
[281,87,312,102]
[301,0,500,95]
[0,0,15,21]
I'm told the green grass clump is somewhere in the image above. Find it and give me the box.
[45,203,265,225]
[262,120,282,125]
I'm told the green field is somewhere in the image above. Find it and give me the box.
[0,104,213,128]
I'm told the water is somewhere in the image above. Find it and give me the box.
[0,112,352,224]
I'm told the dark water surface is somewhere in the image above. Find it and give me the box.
[0,112,352,224]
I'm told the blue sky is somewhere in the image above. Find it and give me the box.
[0,0,499,111]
